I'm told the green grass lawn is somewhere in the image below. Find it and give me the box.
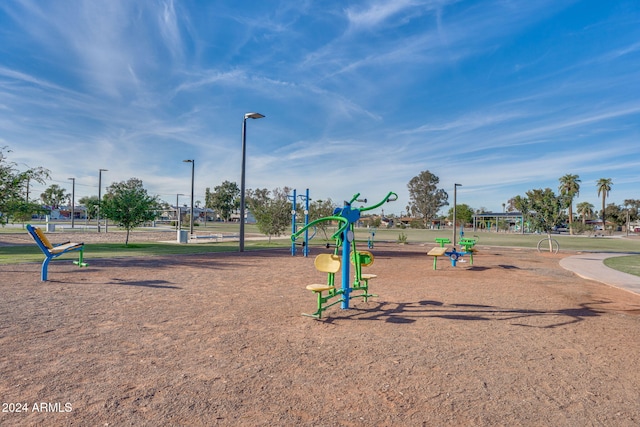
[0,239,292,264]
[603,255,640,277]
[2,225,639,277]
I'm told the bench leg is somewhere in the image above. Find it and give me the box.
[432,256,438,270]
[302,291,329,319]
[73,248,88,267]
[352,279,377,302]
[303,290,343,319]
[41,256,52,281]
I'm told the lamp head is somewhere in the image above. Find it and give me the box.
[244,112,265,120]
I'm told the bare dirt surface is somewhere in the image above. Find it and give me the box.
[2,232,640,426]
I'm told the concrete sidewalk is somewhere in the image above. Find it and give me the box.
[560,253,640,295]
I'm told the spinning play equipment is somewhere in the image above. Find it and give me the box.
[427,235,478,269]
[292,191,397,318]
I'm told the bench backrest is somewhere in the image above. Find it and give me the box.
[27,224,53,251]
[314,254,341,274]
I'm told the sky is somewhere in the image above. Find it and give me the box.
[1,0,639,216]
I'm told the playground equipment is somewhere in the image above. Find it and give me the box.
[289,188,312,257]
[367,227,377,249]
[292,191,397,318]
[427,236,477,269]
[26,224,88,281]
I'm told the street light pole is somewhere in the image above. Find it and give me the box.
[239,112,265,252]
[453,183,462,247]
[97,169,108,233]
[183,160,195,236]
[68,177,75,229]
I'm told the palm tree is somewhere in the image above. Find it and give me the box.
[596,178,613,230]
[559,174,581,235]
[576,201,594,225]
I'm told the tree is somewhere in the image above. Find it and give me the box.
[623,199,640,225]
[40,184,69,209]
[306,198,336,239]
[247,187,292,242]
[558,174,580,235]
[79,196,99,221]
[407,170,448,228]
[446,203,474,226]
[576,201,594,225]
[100,178,160,245]
[526,188,568,234]
[0,146,50,225]
[604,203,624,227]
[512,189,567,241]
[596,178,613,228]
[308,198,335,222]
[206,181,240,221]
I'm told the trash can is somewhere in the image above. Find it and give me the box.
[177,230,189,243]
[46,224,56,232]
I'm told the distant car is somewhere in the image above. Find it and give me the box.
[551,225,568,233]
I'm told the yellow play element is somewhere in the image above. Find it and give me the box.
[304,254,342,318]
[427,246,448,270]
[350,250,377,301]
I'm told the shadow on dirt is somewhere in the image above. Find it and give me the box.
[107,279,182,289]
[322,299,603,329]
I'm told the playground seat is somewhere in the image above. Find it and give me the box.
[427,246,448,270]
[26,224,88,281]
[304,254,342,319]
[435,238,451,247]
[351,250,377,301]
[458,238,478,265]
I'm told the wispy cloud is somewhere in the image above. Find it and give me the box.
[1,0,638,213]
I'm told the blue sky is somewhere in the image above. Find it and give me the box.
[1,0,639,216]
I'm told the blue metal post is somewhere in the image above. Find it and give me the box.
[341,225,351,309]
[290,189,297,256]
[303,188,310,257]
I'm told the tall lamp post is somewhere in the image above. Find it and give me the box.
[97,169,108,233]
[68,177,75,229]
[183,159,195,236]
[453,183,462,247]
[239,112,265,252]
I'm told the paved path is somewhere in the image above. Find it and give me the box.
[560,253,640,295]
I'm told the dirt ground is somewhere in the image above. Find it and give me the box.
[1,231,640,426]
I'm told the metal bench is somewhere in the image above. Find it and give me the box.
[26,224,88,281]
